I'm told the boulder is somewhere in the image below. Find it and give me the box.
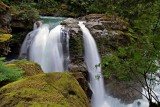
[7,60,43,77]
[69,64,92,99]
[0,72,91,107]
[105,79,142,104]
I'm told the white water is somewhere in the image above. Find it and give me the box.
[78,21,150,107]
[29,25,49,70]
[79,22,106,107]
[19,19,160,107]
[41,25,64,72]
[19,21,69,72]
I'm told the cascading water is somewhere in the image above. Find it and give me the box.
[78,21,106,107]
[29,25,49,70]
[19,18,70,73]
[19,18,159,107]
[41,25,64,72]
[61,27,70,71]
[78,21,150,107]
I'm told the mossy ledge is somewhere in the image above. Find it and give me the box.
[7,60,43,77]
[0,72,91,107]
[0,34,12,42]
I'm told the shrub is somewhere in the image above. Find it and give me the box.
[0,58,24,87]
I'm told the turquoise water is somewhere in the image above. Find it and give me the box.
[40,16,66,29]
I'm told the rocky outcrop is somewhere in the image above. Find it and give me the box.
[7,60,43,77]
[0,2,12,56]
[105,79,142,104]
[69,64,92,99]
[62,14,131,64]
[61,14,137,103]
[0,2,12,34]
[0,72,91,107]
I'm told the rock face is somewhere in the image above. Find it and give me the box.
[0,72,91,107]
[0,2,12,34]
[0,2,12,56]
[105,79,142,104]
[62,14,131,64]
[61,14,138,104]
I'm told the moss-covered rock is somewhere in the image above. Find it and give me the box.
[0,34,12,42]
[0,34,12,56]
[0,72,91,107]
[7,60,43,77]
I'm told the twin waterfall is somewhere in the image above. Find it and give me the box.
[19,19,149,107]
[19,24,69,72]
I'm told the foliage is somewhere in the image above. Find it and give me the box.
[102,0,160,105]
[0,57,24,87]
[11,3,39,21]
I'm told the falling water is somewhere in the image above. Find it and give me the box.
[19,19,70,72]
[78,21,106,107]
[29,25,49,70]
[19,19,158,107]
[41,25,64,72]
[78,21,150,107]
[61,27,70,71]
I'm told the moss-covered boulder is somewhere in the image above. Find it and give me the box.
[0,34,12,56]
[7,60,43,77]
[0,72,91,107]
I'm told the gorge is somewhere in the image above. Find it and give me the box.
[18,16,152,107]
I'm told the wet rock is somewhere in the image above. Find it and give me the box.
[105,79,142,104]
[62,14,135,103]
[68,64,93,100]
[70,64,92,100]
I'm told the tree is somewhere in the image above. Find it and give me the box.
[102,0,160,107]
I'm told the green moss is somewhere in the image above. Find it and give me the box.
[7,60,43,77]
[69,35,83,63]
[0,34,12,42]
[0,72,90,107]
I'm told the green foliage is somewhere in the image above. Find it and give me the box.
[0,58,24,86]
[102,43,159,80]
[11,3,39,21]
[102,0,160,104]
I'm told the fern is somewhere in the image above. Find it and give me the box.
[0,58,24,86]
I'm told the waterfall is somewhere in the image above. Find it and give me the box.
[78,21,150,107]
[19,18,152,107]
[29,25,49,70]
[78,21,106,107]
[19,20,70,72]
[61,27,70,71]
